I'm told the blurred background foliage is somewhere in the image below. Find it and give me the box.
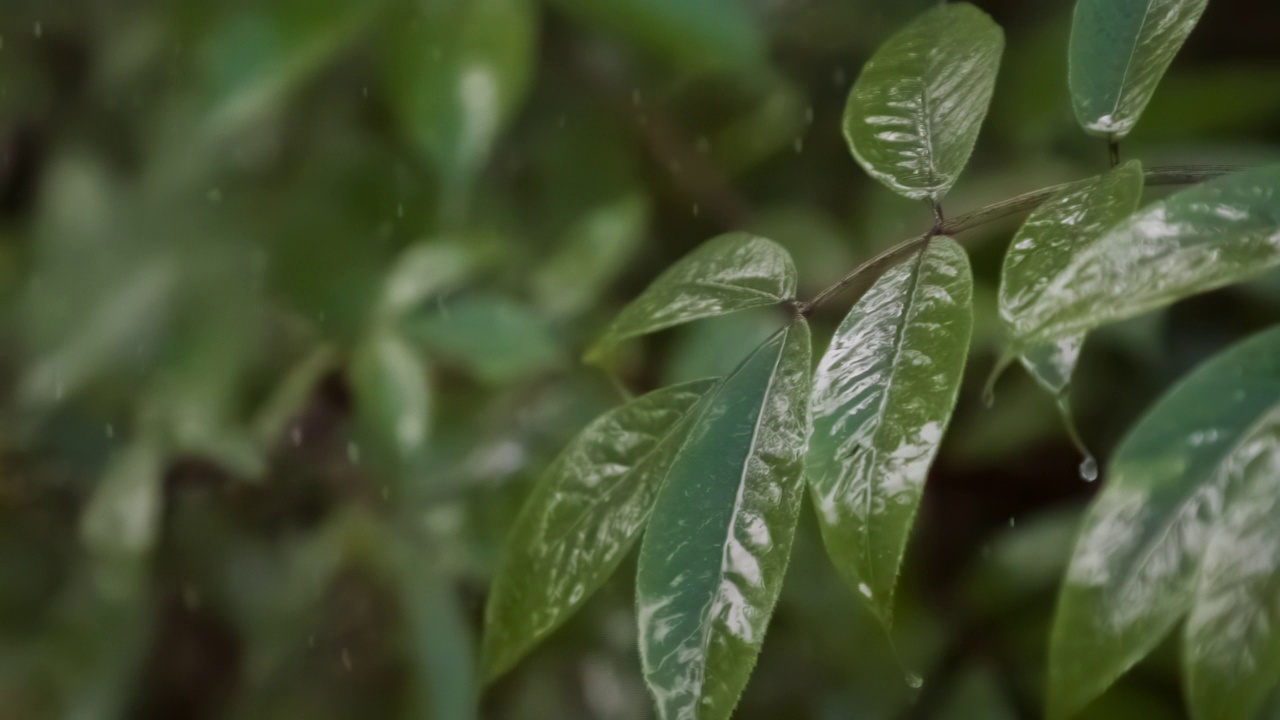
[0,0,1278,718]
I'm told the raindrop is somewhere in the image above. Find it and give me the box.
[805,105,814,125]
[290,425,303,447]
[341,647,352,671]
[906,673,924,689]
[361,86,368,99]
[832,66,847,87]
[396,203,404,219]
[207,187,223,203]
[692,203,700,217]
[347,441,361,464]
[105,424,115,439]
[1008,517,1016,527]
[793,137,804,154]
[631,89,642,106]
[53,382,65,402]
[33,22,42,39]
[857,582,873,599]
[1079,455,1098,482]
[308,634,316,648]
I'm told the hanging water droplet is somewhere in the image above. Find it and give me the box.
[1079,455,1098,482]
[906,673,924,689]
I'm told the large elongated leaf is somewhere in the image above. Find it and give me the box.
[842,3,1004,202]
[637,321,812,720]
[385,0,536,186]
[586,232,797,363]
[808,238,973,625]
[1069,0,1208,139]
[1000,161,1145,393]
[1049,326,1280,720]
[482,379,716,682]
[1184,407,1280,720]
[1015,165,1280,349]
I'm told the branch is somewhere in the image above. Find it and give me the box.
[798,165,1246,314]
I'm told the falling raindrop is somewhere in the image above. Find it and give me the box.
[1079,455,1098,482]
[1008,517,1016,527]
[105,424,115,439]
[793,137,804,154]
[53,382,65,402]
[906,673,924,689]
[347,441,361,464]
[857,582,872,599]
[361,86,368,99]
[341,647,352,671]
[308,634,316,648]
[396,203,404,219]
[207,187,223,203]
[805,105,814,125]
[631,89,642,106]
[290,425,303,447]
[692,203,700,217]
[33,22,42,39]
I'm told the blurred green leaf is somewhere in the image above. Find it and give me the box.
[1014,166,1280,349]
[531,193,649,318]
[586,232,797,364]
[378,241,479,321]
[482,379,715,681]
[1069,0,1208,139]
[1000,161,1145,394]
[842,3,1004,202]
[1184,407,1280,720]
[1050,326,1280,720]
[807,238,972,626]
[384,0,537,201]
[637,322,811,720]
[349,329,433,467]
[405,294,561,384]
[549,0,762,73]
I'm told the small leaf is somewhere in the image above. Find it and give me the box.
[532,193,649,318]
[807,238,973,625]
[482,379,716,681]
[1069,0,1209,139]
[637,321,812,720]
[842,3,1004,202]
[385,0,536,186]
[1015,165,1280,349]
[405,294,561,384]
[587,232,797,363]
[549,0,762,73]
[1184,407,1280,720]
[349,329,433,465]
[378,241,478,320]
[1049,326,1280,720]
[1000,161,1145,393]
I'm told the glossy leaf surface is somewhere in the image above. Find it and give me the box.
[1069,0,1208,138]
[637,322,812,720]
[1000,161,1145,393]
[1184,406,1280,720]
[587,232,797,363]
[842,3,1004,202]
[808,238,973,625]
[1015,165,1280,348]
[482,379,716,681]
[385,0,536,183]
[1049,327,1280,720]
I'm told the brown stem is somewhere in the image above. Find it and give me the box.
[800,164,1245,314]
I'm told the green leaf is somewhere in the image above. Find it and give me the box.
[384,0,536,186]
[1069,0,1209,139]
[637,321,812,720]
[548,0,762,73]
[349,329,433,465]
[531,193,649,318]
[586,232,797,363]
[1014,165,1280,349]
[378,241,478,320]
[482,379,716,682]
[1049,326,1280,720]
[1184,407,1280,720]
[807,238,973,626]
[1000,161,1145,393]
[842,3,1004,202]
[405,294,562,384]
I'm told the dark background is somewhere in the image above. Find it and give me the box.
[1,0,1278,718]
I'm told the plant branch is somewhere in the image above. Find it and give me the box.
[797,164,1246,314]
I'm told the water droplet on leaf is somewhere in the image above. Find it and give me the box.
[1079,454,1098,482]
[906,673,924,689]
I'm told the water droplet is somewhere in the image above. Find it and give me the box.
[906,673,924,689]
[207,187,222,203]
[361,86,368,99]
[182,584,202,610]
[341,647,352,671]
[290,425,303,447]
[53,382,65,402]
[793,137,804,154]
[1008,517,1016,527]
[396,203,404,219]
[691,203,700,217]
[631,89,642,106]
[33,22,42,39]
[857,582,873,599]
[105,423,114,439]
[347,441,361,464]
[1079,455,1098,482]
[308,634,316,648]
[695,136,710,155]
[805,105,814,125]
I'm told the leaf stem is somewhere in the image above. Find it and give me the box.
[799,164,1245,314]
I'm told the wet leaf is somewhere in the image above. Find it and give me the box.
[378,241,478,320]
[1000,161,1145,393]
[807,238,973,626]
[586,232,797,364]
[842,3,1004,202]
[549,0,762,72]
[1049,327,1280,720]
[405,294,561,384]
[1184,407,1280,720]
[1014,165,1280,349]
[385,0,536,191]
[482,379,717,681]
[349,329,433,465]
[532,193,649,318]
[637,321,812,720]
[1069,0,1208,139]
